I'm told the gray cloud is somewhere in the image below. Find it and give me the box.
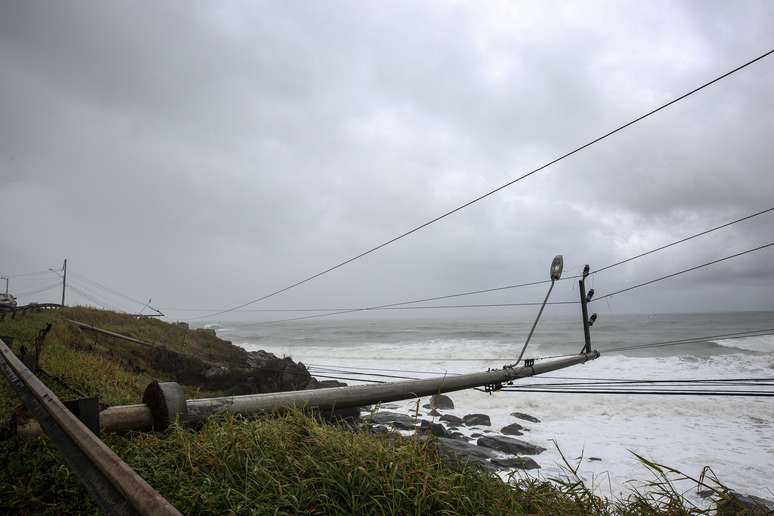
[1,0,773,321]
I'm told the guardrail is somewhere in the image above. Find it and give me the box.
[0,337,180,516]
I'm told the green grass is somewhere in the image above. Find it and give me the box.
[0,307,760,515]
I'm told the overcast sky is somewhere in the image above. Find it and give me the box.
[1,1,773,324]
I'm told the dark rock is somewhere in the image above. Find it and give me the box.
[428,394,454,409]
[463,414,491,426]
[370,425,389,434]
[450,432,468,441]
[368,411,418,429]
[429,423,449,438]
[435,437,499,471]
[588,457,602,462]
[440,414,463,426]
[718,492,774,515]
[491,456,540,470]
[427,409,441,417]
[447,426,459,431]
[471,433,484,438]
[501,422,525,436]
[393,420,419,431]
[416,420,451,438]
[477,436,546,455]
[510,412,540,423]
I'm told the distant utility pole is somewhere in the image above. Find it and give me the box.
[1,276,8,295]
[61,259,67,306]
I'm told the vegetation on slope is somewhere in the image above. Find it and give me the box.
[0,307,760,515]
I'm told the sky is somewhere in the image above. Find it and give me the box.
[1,1,773,324]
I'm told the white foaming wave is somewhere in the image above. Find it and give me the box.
[713,334,774,353]
[238,338,544,364]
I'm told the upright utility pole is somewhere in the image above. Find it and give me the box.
[61,259,67,306]
[1,276,8,295]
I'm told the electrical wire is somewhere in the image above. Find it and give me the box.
[69,272,163,315]
[166,205,774,321]
[592,242,774,303]
[498,388,774,397]
[187,48,774,322]
[15,282,62,297]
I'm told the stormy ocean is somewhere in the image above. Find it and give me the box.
[214,311,774,500]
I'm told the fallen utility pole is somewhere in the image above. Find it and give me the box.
[0,337,181,516]
[98,351,599,433]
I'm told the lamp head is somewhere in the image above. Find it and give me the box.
[550,255,563,281]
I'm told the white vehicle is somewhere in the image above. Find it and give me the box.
[0,293,17,309]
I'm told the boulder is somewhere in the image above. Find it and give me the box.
[439,414,463,426]
[501,422,525,436]
[427,409,441,417]
[368,411,418,430]
[510,412,540,423]
[477,435,546,455]
[491,456,540,470]
[428,394,454,409]
[450,432,468,441]
[434,437,499,471]
[463,413,491,426]
[471,433,484,438]
[718,492,774,515]
[417,420,451,438]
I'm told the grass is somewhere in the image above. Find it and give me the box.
[0,307,764,515]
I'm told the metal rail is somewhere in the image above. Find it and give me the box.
[0,337,181,516]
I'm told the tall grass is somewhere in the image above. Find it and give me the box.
[0,308,764,515]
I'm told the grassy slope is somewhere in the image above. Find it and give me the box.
[0,308,746,515]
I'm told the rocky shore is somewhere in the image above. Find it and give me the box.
[362,394,547,474]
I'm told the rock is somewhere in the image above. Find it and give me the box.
[368,411,418,430]
[501,422,525,436]
[435,437,499,471]
[429,394,454,409]
[427,409,441,417]
[440,414,463,426]
[510,412,540,423]
[588,457,602,462]
[463,414,491,427]
[491,456,540,470]
[370,425,389,434]
[447,426,459,431]
[471,433,484,438]
[450,432,468,441]
[477,436,546,455]
[718,492,774,515]
[416,420,451,438]
[429,423,449,438]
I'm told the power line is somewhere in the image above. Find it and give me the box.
[592,206,774,274]
[188,48,774,321]
[600,327,774,354]
[498,388,774,397]
[177,205,773,322]
[16,282,62,298]
[69,272,163,315]
[592,241,774,302]
[2,270,53,279]
[233,301,580,328]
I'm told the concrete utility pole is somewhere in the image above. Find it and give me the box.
[61,259,67,306]
[1,276,8,295]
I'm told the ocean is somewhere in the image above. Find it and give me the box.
[212,311,774,500]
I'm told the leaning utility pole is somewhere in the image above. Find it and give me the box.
[61,259,67,306]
